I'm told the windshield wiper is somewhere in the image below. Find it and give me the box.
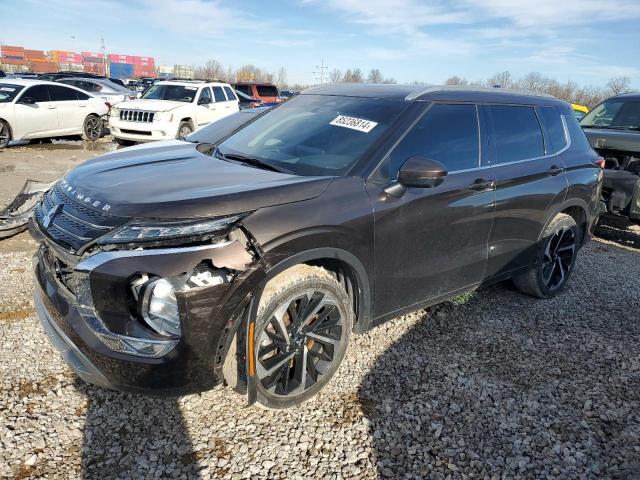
[215,149,292,174]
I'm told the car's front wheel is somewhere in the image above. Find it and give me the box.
[0,119,12,148]
[82,114,102,141]
[249,265,353,409]
[513,213,579,298]
[176,121,193,139]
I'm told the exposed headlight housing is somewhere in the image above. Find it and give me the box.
[154,111,173,122]
[97,214,247,246]
[140,278,181,337]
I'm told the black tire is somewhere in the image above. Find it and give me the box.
[0,119,12,149]
[513,213,579,298]
[82,114,102,141]
[227,265,353,409]
[176,121,193,139]
[114,137,134,146]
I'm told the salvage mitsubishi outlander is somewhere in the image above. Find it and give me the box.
[31,85,603,409]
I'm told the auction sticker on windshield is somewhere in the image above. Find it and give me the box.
[330,115,378,133]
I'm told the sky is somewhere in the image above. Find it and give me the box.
[1,0,639,87]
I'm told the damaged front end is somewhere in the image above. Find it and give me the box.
[596,146,640,221]
[31,199,267,394]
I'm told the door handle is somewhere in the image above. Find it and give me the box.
[468,178,495,191]
[548,165,564,176]
[47,106,56,109]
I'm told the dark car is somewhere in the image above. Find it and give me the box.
[31,85,602,409]
[37,72,127,88]
[580,93,640,223]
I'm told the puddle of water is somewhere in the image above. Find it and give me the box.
[5,138,118,153]
[0,164,16,173]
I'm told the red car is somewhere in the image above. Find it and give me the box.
[234,83,280,104]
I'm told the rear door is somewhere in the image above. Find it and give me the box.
[483,104,568,278]
[222,86,240,116]
[368,102,495,317]
[210,86,230,122]
[14,84,59,138]
[47,84,87,134]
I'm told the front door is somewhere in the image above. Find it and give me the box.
[369,102,495,318]
[14,84,58,138]
[195,87,217,127]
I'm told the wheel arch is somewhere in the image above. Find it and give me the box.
[541,198,590,247]
[0,117,13,139]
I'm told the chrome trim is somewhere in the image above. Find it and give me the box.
[75,239,233,272]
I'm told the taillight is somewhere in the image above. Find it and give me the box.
[249,102,259,108]
[594,156,605,169]
[105,102,112,110]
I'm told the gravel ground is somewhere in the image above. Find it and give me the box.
[1,231,639,479]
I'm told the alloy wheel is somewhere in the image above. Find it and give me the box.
[0,122,9,147]
[84,116,101,141]
[178,125,192,139]
[256,289,344,398]
[542,226,576,291]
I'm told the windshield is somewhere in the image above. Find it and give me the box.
[0,84,24,103]
[218,94,407,176]
[581,99,640,129]
[142,84,198,102]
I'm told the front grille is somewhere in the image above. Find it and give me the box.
[119,109,155,123]
[35,183,128,253]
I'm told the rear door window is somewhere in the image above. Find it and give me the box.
[256,85,278,97]
[385,103,480,177]
[223,86,237,101]
[48,85,80,101]
[539,106,567,154]
[488,105,544,163]
[212,86,226,102]
[235,85,252,96]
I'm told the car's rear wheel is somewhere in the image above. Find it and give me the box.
[246,265,353,409]
[177,121,193,139]
[82,114,102,141]
[513,213,579,298]
[0,120,12,149]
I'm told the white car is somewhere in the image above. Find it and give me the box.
[108,80,240,144]
[0,79,109,148]
[56,77,136,106]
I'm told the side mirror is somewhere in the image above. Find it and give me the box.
[198,97,211,105]
[19,97,36,105]
[398,156,448,188]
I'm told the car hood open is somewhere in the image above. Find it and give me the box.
[60,141,333,219]
[583,128,640,154]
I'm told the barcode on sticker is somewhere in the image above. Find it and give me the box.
[330,115,378,133]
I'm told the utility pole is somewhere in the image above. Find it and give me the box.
[312,58,328,84]
[101,37,107,77]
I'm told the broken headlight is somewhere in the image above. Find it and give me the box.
[97,214,246,245]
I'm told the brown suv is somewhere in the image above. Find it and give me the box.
[234,82,280,104]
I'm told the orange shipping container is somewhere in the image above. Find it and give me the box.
[0,58,28,66]
[0,45,25,53]
[29,61,58,73]
[24,49,45,60]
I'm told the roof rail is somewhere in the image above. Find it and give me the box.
[405,85,555,101]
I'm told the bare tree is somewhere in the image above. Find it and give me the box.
[487,71,513,89]
[194,59,224,80]
[329,68,342,83]
[351,68,364,83]
[445,76,468,85]
[367,68,383,83]
[607,76,631,95]
[381,77,397,84]
[275,67,288,88]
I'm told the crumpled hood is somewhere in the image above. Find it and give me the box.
[60,141,333,219]
[117,99,189,112]
[583,128,640,154]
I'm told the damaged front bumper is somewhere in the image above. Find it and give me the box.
[32,231,265,395]
[601,169,640,221]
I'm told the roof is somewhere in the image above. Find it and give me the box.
[302,83,564,106]
[0,78,60,87]
[611,92,640,100]
[155,80,231,87]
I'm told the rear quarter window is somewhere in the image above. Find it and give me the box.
[539,106,567,153]
[564,113,594,152]
[488,105,544,164]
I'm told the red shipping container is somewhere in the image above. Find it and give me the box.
[0,58,28,65]
[82,51,104,59]
[29,61,58,73]
[1,45,25,53]
[84,62,106,75]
